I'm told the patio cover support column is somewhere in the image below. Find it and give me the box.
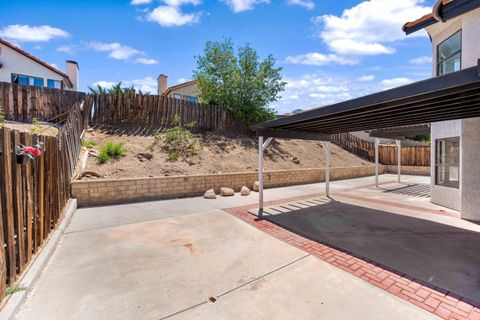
[258,136,273,219]
[324,142,330,197]
[375,138,379,187]
[396,140,401,183]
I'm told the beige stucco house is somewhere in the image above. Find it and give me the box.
[0,38,78,91]
[404,0,480,219]
[157,74,200,103]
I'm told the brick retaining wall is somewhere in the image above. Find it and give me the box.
[71,165,430,207]
[385,165,430,176]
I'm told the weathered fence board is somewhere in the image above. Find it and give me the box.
[331,133,430,166]
[0,99,92,300]
[0,82,86,123]
[90,93,250,133]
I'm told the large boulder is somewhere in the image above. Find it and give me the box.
[203,189,216,199]
[253,181,260,192]
[240,186,250,196]
[220,187,235,197]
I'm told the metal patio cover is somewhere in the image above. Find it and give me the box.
[253,63,480,139]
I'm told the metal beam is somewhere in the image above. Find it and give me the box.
[258,136,265,219]
[255,128,331,141]
[396,140,401,183]
[324,142,330,197]
[262,137,273,150]
[375,138,379,187]
[255,65,480,131]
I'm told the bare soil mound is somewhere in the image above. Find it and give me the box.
[81,129,371,179]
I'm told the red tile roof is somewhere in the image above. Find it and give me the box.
[0,37,72,86]
[402,0,454,33]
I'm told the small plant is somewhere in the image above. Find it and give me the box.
[29,118,46,135]
[6,284,28,296]
[81,139,97,148]
[0,108,5,128]
[150,115,201,161]
[98,141,127,164]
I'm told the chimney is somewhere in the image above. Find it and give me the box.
[66,60,79,91]
[158,74,168,95]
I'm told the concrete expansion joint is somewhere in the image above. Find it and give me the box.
[157,254,311,320]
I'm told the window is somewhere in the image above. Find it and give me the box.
[173,93,182,100]
[187,96,198,103]
[435,137,460,188]
[437,30,461,76]
[11,73,44,87]
[47,79,61,89]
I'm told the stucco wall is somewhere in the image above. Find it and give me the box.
[426,8,480,214]
[460,118,480,221]
[0,44,66,86]
[72,166,381,207]
[167,82,200,99]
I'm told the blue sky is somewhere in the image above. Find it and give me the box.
[0,0,435,114]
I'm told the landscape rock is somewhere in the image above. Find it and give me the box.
[136,153,153,162]
[220,187,235,197]
[253,181,259,191]
[203,189,216,199]
[240,186,250,196]
[292,156,300,164]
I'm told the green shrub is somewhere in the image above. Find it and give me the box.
[81,139,97,148]
[150,115,201,161]
[97,141,126,164]
[6,284,27,296]
[0,108,5,128]
[29,118,46,135]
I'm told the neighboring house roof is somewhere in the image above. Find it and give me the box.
[0,38,72,87]
[164,80,197,96]
[403,0,480,34]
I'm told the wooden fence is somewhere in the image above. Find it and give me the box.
[91,93,249,133]
[0,82,85,123]
[331,133,430,166]
[0,99,92,301]
[379,145,431,166]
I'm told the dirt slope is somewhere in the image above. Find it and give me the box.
[82,130,371,179]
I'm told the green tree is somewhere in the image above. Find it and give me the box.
[194,39,286,126]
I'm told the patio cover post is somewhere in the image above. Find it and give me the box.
[258,136,273,219]
[258,136,264,219]
[396,140,401,183]
[324,142,330,196]
[375,138,379,187]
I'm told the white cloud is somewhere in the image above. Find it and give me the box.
[135,57,159,64]
[147,6,201,26]
[50,63,59,69]
[87,42,143,60]
[0,24,69,42]
[287,0,314,10]
[57,45,75,54]
[222,0,270,12]
[357,75,375,82]
[285,52,358,66]
[380,77,414,89]
[164,0,201,6]
[409,55,432,65]
[93,77,157,93]
[314,0,431,56]
[131,0,152,4]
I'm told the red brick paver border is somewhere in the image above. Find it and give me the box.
[224,204,480,320]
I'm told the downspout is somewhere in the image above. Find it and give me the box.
[433,0,445,22]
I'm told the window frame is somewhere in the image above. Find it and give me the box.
[173,93,182,100]
[11,73,44,87]
[47,79,61,89]
[436,29,462,76]
[435,136,460,189]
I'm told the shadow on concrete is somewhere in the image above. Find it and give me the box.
[266,200,480,306]
[381,183,431,198]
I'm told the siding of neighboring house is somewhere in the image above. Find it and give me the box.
[165,81,200,102]
[426,7,480,216]
[0,41,72,90]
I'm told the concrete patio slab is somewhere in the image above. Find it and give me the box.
[174,256,438,320]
